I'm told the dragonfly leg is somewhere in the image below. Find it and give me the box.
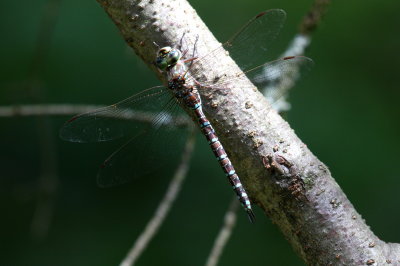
[178,32,186,51]
[191,34,199,59]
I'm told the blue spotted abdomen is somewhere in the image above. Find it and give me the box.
[182,91,255,222]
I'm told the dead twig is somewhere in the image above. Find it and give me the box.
[205,197,239,266]
[119,126,196,266]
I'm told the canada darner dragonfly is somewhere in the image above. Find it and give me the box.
[60,9,312,222]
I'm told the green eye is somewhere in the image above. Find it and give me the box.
[156,59,168,70]
[155,47,181,70]
[168,51,178,61]
[168,56,177,64]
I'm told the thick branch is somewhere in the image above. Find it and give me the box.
[96,0,400,264]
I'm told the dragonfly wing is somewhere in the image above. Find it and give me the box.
[60,85,192,187]
[249,56,313,111]
[60,86,170,143]
[61,85,191,187]
[189,9,286,77]
[223,9,287,71]
[96,100,191,187]
[202,56,313,107]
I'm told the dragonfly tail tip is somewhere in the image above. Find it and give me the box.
[247,209,256,223]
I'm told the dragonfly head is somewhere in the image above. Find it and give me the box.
[155,46,182,71]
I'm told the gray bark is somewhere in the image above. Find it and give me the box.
[96,0,400,265]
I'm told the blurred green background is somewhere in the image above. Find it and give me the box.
[1,0,400,265]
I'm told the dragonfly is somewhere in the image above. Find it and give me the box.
[60,9,313,222]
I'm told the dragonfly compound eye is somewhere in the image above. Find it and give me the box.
[155,47,172,70]
[167,49,182,66]
[156,57,168,70]
[156,47,182,70]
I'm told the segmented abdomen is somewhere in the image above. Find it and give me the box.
[182,91,255,222]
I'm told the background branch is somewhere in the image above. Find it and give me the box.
[95,0,400,264]
[120,127,196,266]
[26,0,62,242]
[0,104,190,126]
[0,104,104,117]
[205,197,239,266]
[263,0,330,112]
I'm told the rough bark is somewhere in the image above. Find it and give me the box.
[96,0,400,265]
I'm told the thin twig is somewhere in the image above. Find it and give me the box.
[261,0,331,112]
[0,104,104,117]
[260,33,312,112]
[300,0,331,35]
[205,197,239,266]
[119,126,196,266]
[27,0,62,242]
[0,104,191,127]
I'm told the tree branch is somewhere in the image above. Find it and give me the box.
[263,0,330,112]
[0,104,104,117]
[205,197,239,266]
[27,0,63,242]
[96,0,400,264]
[0,104,190,126]
[120,127,196,266]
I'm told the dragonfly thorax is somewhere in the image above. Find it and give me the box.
[168,75,185,88]
[168,75,193,98]
[155,46,182,71]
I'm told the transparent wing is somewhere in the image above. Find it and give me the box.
[198,56,313,104]
[224,9,287,71]
[191,9,286,75]
[96,100,190,187]
[182,9,311,109]
[248,56,314,111]
[243,56,313,87]
[60,86,173,143]
[60,86,191,187]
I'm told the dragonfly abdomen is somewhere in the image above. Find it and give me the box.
[183,91,255,222]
